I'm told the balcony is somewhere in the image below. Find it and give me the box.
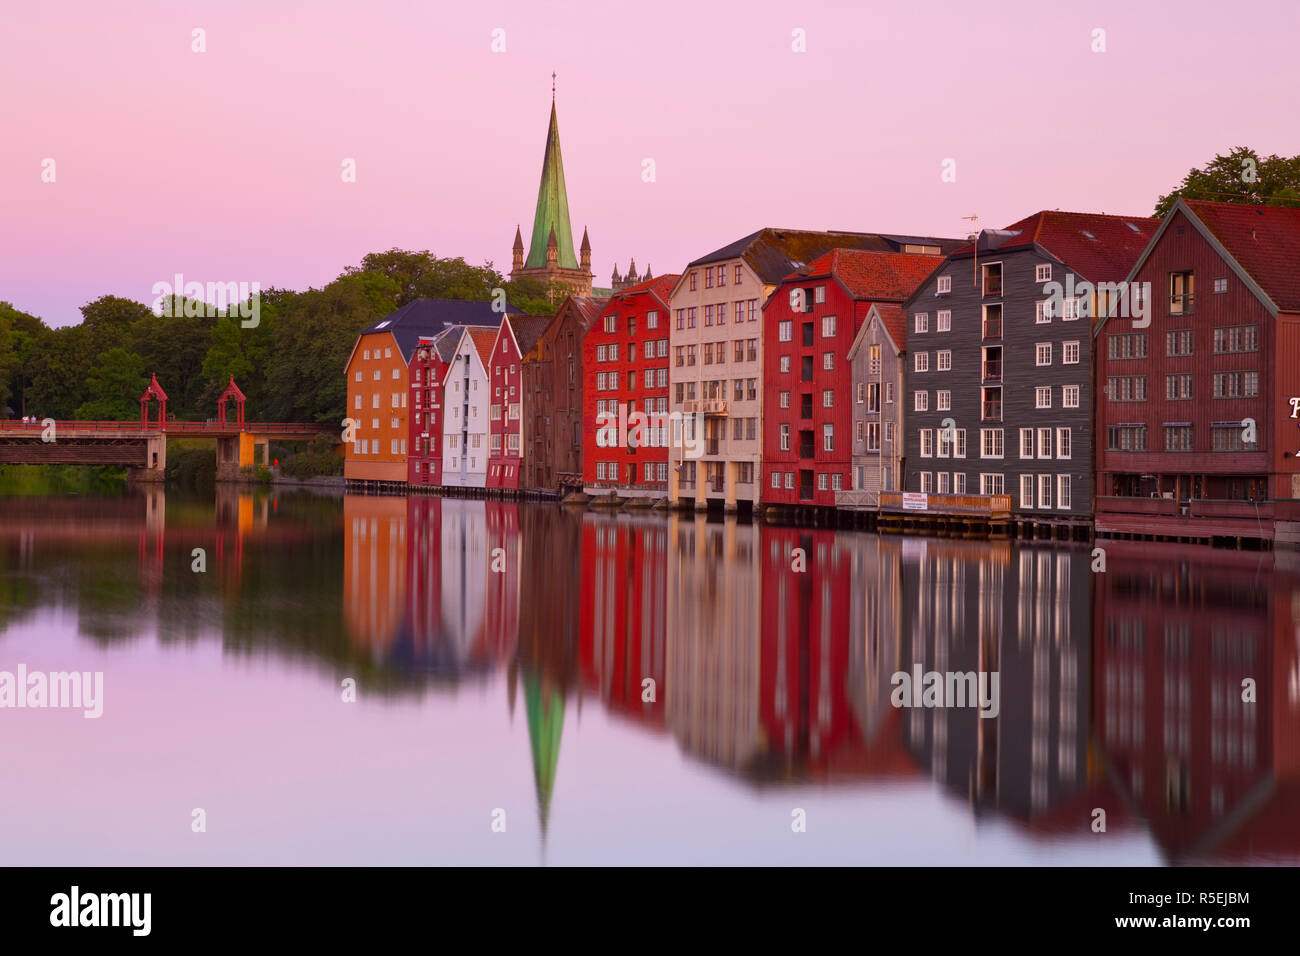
[982,317,1002,339]
[1168,294,1195,316]
[982,359,1002,381]
[880,492,1012,518]
[681,400,699,414]
[982,401,1002,422]
[799,439,815,459]
[702,399,729,416]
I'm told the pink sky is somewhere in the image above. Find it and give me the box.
[2,0,1297,326]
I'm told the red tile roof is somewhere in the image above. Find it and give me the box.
[953,211,1158,285]
[798,248,947,302]
[469,327,497,368]
[872,303,907,351]
[1184,200,1300,313]
[608,274,680,311]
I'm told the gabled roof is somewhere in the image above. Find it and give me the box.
[564,295,609,330]
[1183,200,1300,313]
[505,314,554,358]
[797,248,948,302]
[469,327,497,368]
[432,326,462,363]
[355,298,514,366]
[847,303,907,361]
[604,275,679,312]
[951,211,1158,285]
[683,228,963,285]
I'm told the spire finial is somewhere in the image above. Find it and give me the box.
[552,71,556,102]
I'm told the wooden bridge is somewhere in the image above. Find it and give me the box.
[0,375,334,480]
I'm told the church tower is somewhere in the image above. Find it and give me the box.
[509,79,594,297]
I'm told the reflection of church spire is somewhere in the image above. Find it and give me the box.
[508,656,518,722]
[524,672,565,841]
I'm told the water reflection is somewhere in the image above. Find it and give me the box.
[1,487,1298,864]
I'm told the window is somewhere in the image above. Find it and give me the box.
[1164,424,1194,451]
[954,473,967,493]
[1056,427,1072,460]
[1020,474,1035,509]
[778,320,792,342]
[646,310,658,329]
[1107,424,1147,451]
[1035,343,1052,366]
[1036,263,1052,282]
[1020,428,1034,459]
[1166,373,1193,400]
[982,304,1002,339]
[936,275,951,294]
[704,305,714,326]
[1057,475,1071,510]
[1169,270,1194,314]
[937,350,951,371]
[779,424,790,451]
[915,352,929,372]
[937,310,951,332]
[771,471,781,489]
[822,389,834,408]
[867,422,880,451]
[920,429,933,457]
[823,352,834,370]
[363,349,370,360]
[981,428,1004,459]
[1062,298,1081,321]
[868,344,881,376]
[885,382,894,403]
[914,312,929,333]
[1038,427,1053,459]
[1106,376,1147,402]
[1038,474,1052,510]
[822,315,836,337]
[735,265,743,284]
[779,391,790,409]
[1213,370,1259,398]
[688,308,697,328]
[689,272,697,291]
[1108,333,1148,359]
[1212,277,1227,294]
[982,262,1002,296]
[914,391,928,412]
[823,424,834,452]
[1035,300,1052,324]
[937,390,950,411]
[1063,341,1080,364]
[814,286,826,304]
[779,355,790,374]
[1063,385,1080,408]
[355,371,362,382]
[784,472,793,490]
[980,473,1004,495]
[1035,386,1051,409]
[920,472,933,493]
[1212,422,1257,451]
[1166,329,1193,357]
[1214,325,1258,354]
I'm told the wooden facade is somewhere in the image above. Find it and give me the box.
[1095,200,1300,542]
[521,296,606,494]
[901,212,1155,525]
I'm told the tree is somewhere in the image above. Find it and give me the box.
[75,347,147,420]
[0,302,45,418]
[1154,147,1300,217]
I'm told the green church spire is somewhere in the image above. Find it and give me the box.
[524,98,579,271]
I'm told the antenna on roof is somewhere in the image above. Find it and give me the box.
[962,215,980,285]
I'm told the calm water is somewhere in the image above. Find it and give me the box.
[1,487,1296,866]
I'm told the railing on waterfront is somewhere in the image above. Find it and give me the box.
[880,492,1012,517]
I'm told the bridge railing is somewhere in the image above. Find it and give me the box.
[0,420,331,434]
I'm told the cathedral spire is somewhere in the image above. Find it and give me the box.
[524,92,578,271]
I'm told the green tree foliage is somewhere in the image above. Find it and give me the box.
[4,250,559,424]
[1154,147,1300,217]
[75,347,148,420]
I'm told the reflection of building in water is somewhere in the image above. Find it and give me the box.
[665,514,762,769]
[1095,542,1300,862]
[482,502,520,663]
[759,527,856,768]
[579,512,667,728]
[846,534,903,745]
[346,496,519,674]
[897,540,1092,823]
[343,495,407,654]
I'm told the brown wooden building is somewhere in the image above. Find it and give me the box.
[1095,199,1300,543]
[521,295,608,493]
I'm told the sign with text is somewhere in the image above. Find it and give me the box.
[902,492,929,511]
